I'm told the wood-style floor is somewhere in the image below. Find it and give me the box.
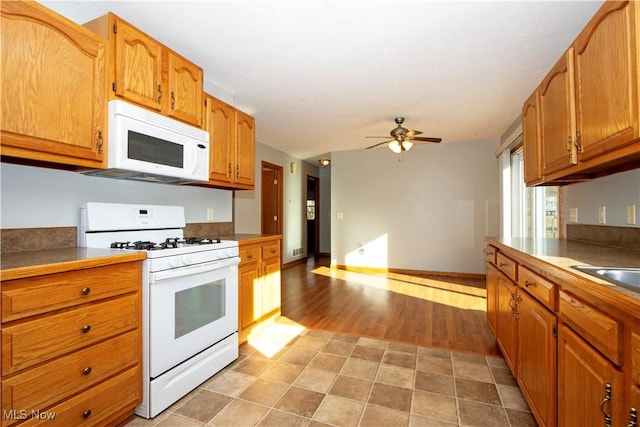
[281,256,500,357]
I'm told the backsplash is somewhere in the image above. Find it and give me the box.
[566,224,640,252]
[1,227,77,253]
[1,222,234,254]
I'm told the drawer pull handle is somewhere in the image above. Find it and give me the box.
[271,248,276,253]
[83,367,92,375]
[600,383,612,427]
[81,287,91,296]
[525,281,532,287]
[82,325,91,334]
[499,262,507,267]
[82,410,92,419]
[628,407,637,427]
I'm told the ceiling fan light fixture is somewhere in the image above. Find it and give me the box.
[401,140,413,151]
[388,140,402,153]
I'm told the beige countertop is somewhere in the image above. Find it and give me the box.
[1,248,147,281]
[486,236,640,308]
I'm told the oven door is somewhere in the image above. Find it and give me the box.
[148,257,239,378]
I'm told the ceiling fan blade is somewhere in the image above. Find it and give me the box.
[366,139,393,149]
[412,136,442,143]
[365,136,391,139]
[406,130,423,138]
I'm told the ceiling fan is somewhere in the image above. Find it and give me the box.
[365,117,442,153]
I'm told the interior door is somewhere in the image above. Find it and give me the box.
[261,162,283,236]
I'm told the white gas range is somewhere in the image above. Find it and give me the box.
[79,202,239,419]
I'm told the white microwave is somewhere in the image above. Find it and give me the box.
[83,100,210,184]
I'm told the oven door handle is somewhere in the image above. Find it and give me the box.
[150,257,240,283]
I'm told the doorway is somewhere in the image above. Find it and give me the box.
[261,162,283,236]
[306,175,320,257]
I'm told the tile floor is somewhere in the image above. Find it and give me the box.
[126,322,537,427]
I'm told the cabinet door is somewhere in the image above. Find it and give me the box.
[113,17,163,111]
[204,96,235,183]
[558,325,624,427]
[239,261,261,333]
[485,263,498,335]
[522,90,542,185]
[235,111,256,187]
[517,291,556,427]
[496,272,517,373]
[167,51,203,126]
[261,256,281,320]
[574,1,639,161]
[1,1,106,168]
[540,50,577,176]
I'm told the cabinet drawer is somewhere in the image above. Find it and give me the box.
[496,253,517,282]
[559,290,622,365]
[16,365,141,427]
[239,245,260,265]
[1,293,139,375]
[633,332,640,385]
[518,266,557,310]
[1,331,139,422]
[484,245,497,265]
[1,262,141,322]
[261,241,280,260]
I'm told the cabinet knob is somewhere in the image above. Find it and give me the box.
[82,410,92,419]
[271,248,276,254]
[247,253,253,259]
[81,325,91,334]
[499,262,507,267]
[81,287,91,296]
[82,367,92,376]
[525,281,532,288]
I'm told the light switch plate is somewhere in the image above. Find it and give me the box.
[628,204,637,225]
[569,208,578,223]
[598,206,606,224]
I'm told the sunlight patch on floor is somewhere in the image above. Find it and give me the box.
[311,266,487,311]
[246,317,307,358]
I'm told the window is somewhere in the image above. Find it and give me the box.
[510,147,559,238]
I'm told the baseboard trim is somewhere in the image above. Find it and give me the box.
[332,264,486,280]
[282,258,308,270]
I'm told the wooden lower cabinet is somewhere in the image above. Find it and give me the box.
[496,270,518,373]
[0,260,143,427]
[485,262,498,335]
[558,324,625,427]
[238,237,281,344]
[517,291,556,427]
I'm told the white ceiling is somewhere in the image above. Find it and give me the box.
[45,0,604,163]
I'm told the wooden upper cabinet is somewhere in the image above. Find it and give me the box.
[539,49,577,177]
[112,17,163,111]
[203,94,255,189]
[167,51,203,126]
[205,95,235,183]
[573,0,639,162]
[1,0,106,168]
[85,13,203,127]
[235,110,256,188]
[522,90,542,185]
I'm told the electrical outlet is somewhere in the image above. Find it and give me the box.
[206,208,214,221]
[569,208,578,223]
[598,206,606,224]
[628,204,637,225]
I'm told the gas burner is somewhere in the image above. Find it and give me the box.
[182,237,222,245]
[111,241,133,249]
[162,238,180,249]
[132,241,163,250]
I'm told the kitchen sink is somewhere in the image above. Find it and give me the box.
[572,266,640,291]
